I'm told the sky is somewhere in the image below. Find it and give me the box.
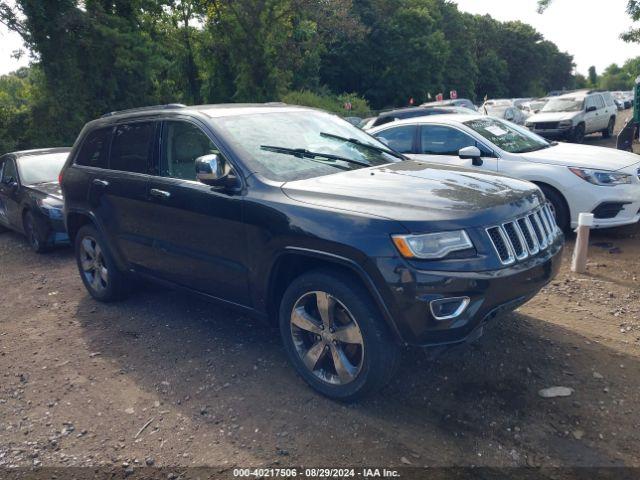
[454,0,638,74]
[0,0,638,76]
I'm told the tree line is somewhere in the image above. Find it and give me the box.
[1,0,580,153]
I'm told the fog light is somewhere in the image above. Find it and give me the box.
[430,297,470,321]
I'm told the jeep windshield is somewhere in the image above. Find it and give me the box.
[208,109,401,181]
[541,98,584,112]
[464,118,551,154]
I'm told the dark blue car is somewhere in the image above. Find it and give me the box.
[0,148,71,252]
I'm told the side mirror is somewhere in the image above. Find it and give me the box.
[3,178,18,191]
[195,154,229,187]
[586,106,597,113]
[459,146,483,166]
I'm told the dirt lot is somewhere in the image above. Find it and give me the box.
[1,125,640,472]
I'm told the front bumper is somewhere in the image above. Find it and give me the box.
[528,126,572,139]
[34,209,70,245]
[370,236,563,347]
[566,182,640,229]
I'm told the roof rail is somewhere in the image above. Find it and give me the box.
[101,103,187,118]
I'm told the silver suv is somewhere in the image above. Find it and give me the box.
[525,90,617,143]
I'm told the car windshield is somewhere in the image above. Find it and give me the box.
[485,100,511,108]
[17,153,68,185]
[485,106,508,117]
[463,117,550,154]
[209,110,400,181]
[542,97,584,112]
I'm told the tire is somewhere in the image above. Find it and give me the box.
[279,269,400,401]
[571,123,585,143]
[602,117,615,138]
[23,210,51,253]
[539,185,570,234]
[75,224,130,302]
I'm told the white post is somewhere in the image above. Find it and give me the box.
[571,213,594,274]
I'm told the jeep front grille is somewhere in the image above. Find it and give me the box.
[486,205,560,265]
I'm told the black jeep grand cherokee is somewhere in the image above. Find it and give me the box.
[60,104,563,400]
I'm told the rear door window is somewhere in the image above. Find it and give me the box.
[110,122,157,174]
[594,95,605,109]
[75,128,112,169]
[373,125,416,153]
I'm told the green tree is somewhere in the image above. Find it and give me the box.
[588,66,598,87]
[598,58,640,90]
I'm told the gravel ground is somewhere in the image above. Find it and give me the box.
[1,126,640,472]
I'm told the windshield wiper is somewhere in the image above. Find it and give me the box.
[320,132,407,160]
[260,145,370,167]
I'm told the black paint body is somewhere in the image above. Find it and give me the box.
[61,105,563,346]
[0,148,70,246]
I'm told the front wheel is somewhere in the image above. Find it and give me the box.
[23,210,51,253]
[279,270,400,401]
[571,123,585,143]
[75,224,130,302]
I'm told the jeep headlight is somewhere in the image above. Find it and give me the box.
[392,231,473,259]
[36,197,64,219]
[558,120,573,128]
[569,167,633,186]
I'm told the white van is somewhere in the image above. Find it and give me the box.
[525,90,617,143]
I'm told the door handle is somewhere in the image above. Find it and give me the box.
[92,179,109,187]
[150,188,171,199]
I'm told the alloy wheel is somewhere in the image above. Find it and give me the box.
[290,291,364,385]
[80,236,108,293]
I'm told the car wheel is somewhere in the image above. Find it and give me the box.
[23,210,51,253]
[571,123,585,143]
[602,117,615,138]
[75,224,130,302]
[539,185,570,234]
[279,269,400,401]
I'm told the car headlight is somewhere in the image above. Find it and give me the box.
[36,197,64,219]
[558,120,573,128]
[525,121,534,127]
[569,167,633,186]
[392,230,473,259]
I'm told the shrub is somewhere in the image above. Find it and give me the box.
[280,90,372,118]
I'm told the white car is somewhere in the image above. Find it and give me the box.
[369,114,640,231]
[481,99,528,125]
[525,90,617,143]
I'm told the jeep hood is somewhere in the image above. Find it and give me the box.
[282,161,544,229]
[527,111,578,122]
[518,142,640,171]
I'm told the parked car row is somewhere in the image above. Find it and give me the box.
[612,91,634,110]
[0,101,637,401]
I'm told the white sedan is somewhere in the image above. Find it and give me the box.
[368,114,640,231]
